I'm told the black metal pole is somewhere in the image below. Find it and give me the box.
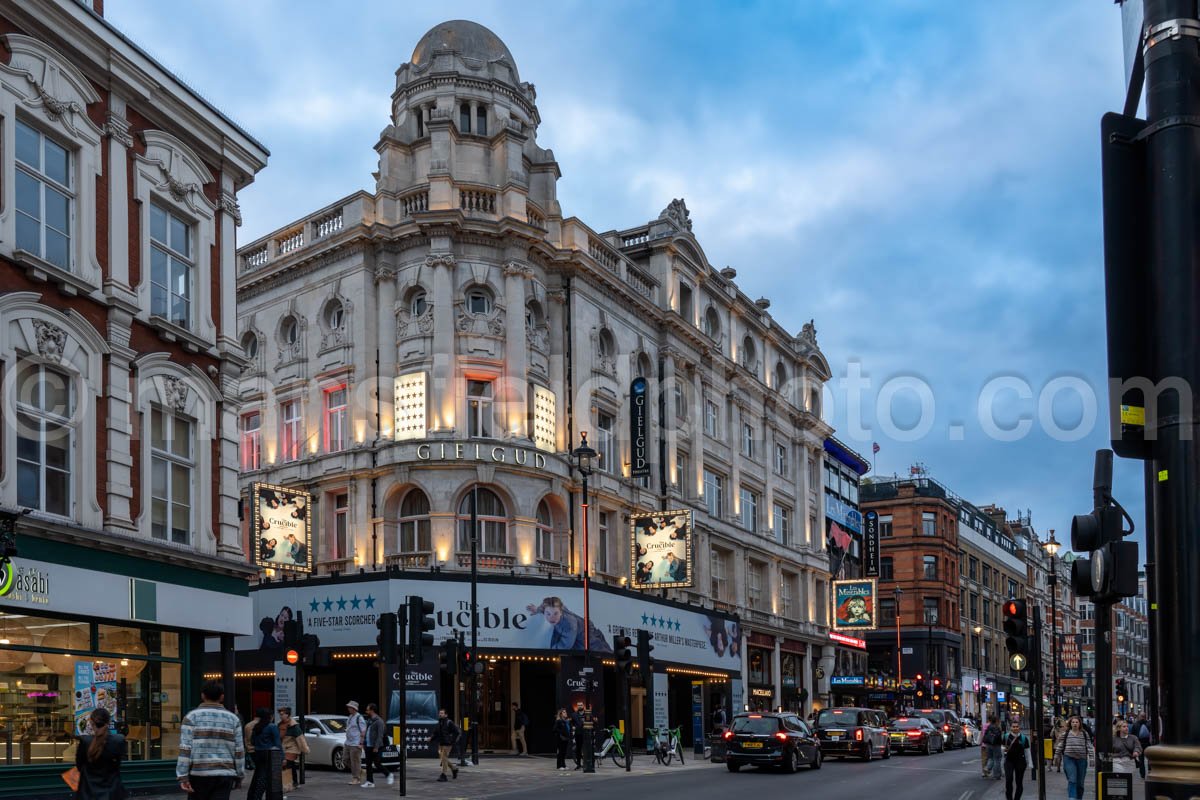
[1095,601,1114,781]
[398,609,407,797]
[470,486,479,766]
[1144,460,1160,740]
[582,472,595,773]
[1050,560,1060,718]
[1033,606,1046,799]
[456,630,469,768]
[1143,0,1200,795]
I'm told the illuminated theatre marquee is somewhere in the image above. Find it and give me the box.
[414,442,549,468]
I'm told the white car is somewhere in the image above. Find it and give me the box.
[300,714,398,772]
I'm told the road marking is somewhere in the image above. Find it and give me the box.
[956,792,974,800]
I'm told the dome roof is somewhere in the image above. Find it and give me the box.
[410,20,518,79]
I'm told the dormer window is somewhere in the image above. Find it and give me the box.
[460,103,472,133]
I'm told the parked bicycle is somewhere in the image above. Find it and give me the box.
[647,726,685,765]
[596,725,627,767]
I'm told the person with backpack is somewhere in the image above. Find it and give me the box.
[1055,715,1093,800]
[1135,713,1152,778]
[712,704,728,735]
[983,718,1004,780]
[511,702,529,756]
[1002,719,1032,800]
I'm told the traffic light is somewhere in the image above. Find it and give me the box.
[439,638,459,675]
[1071,450,1138,600]
[462,648,476,674]
[282,619,301,651]
[1003,599,1032,668]
[407,596,435,663]
[376,612,398,663]
[1116,678,1127,704]
[614,634,634,676]
[299,633,320,666]
[636,629,654,683]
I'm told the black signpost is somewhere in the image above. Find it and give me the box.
[630,378,649,478]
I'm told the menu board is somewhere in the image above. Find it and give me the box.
[74,662,118,735]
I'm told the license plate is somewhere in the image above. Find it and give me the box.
[741,742,763,749]
[890,734,904,740]
[828,732,842,739]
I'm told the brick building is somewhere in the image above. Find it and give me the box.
[0,0,267,795]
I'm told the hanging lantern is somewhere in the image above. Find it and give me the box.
[0,614,33,672]
[41,624,92,675]
[98,628,149,679]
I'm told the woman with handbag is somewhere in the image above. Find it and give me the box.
[278,708,308,793]
[73,707,127,799]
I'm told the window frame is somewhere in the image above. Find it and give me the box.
[331,491,349,560]
[595,410,616,473]
[15,118,74,272]
[704,468,725,518]
[773,503,791,546]
[323,384,349,453]
[597,510,610,574]
[880,556,894,580]
[280,398,303,462]
[14,361,76,518]
[240,410,262,471]
[467,379,494,438]
[398,490,432,553]
[535,500,557,563]
[740,486,759,532]
[148,201,194,329]
[149,406,194,545]
[774,442,788,476]
[456,488,508,554]
[742,422,755,458]
[922,554,938,580]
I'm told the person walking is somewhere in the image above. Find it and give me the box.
[176,682,246,800]
[1051,718,1067,772]
[75,707,127,799]
[1111,719,1142,774]
[245,708,281,800]
[278,708,306,794]
[361,703,393,788]
[553,709,571,771]
[1135,713,1152,778]
[983,718,1004,780]
[570,702,586,770]
[712,704,728,736]
[343,701,366,785]
[511,702,529,756]
[429,709,461,782]
[1055,715,1093,800]
[1002,720,1031,800]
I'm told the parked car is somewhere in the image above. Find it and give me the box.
[813,707,890,761]
[300,714,398,772]
[912,708,966,748]
[963,720,982,746]
[722,712,822,773]
[887,717,945,755]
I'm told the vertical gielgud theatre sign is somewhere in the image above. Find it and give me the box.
[630,510,693,590]
[630,377,649,478]
[253,482,313,574]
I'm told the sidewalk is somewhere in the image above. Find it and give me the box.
[141,752,713,799]
[976,764,1143,799]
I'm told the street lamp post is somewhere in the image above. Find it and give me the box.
[1043,531,1061,719]
[571,433,597,774]
[925,607,937,706]
[894,587,903,714]
[973,624,985,724]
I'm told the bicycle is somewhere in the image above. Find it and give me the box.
[596,725,626,767]
[646,727,668,764]
[667,725,685,765]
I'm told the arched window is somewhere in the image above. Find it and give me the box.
[241,331,258,360]
[598,329,615,359]
[525,300,543,329]
[409,289,428,317]
[281,316,299,345]
[476,105,488,136]
[324,299,344,330]
[466,286,493,315]
[774,362,787,392]
[704,307,721,339]
[741,336,756,368]
[459,103,472,133]
[636,353,652,379]
[457,487,507,553]
[536,499,557,562]
[809,387,821,417]
[399,489,431,553]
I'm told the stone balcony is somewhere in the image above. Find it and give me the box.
[238,192,375,275]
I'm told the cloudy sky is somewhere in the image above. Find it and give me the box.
[106,0,1145,552]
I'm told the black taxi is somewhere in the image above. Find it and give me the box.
[722,712,822,773]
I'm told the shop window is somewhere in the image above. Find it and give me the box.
[149,202,193,328]
[15,119,73,271]
[467,380,494,438]
[15,362,75,518]
[323,385,348,453]
[399,490,432,553]
[150,408,193,544]
[240,411,261,471]
[748,647,772,685]
[457,487,507,554]
[280,399,302,462]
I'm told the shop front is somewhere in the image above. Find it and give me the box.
[226,573,739,753]
[779,641,807,713]
[0,536,251,799]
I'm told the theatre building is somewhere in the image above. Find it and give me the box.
[231,19,836,748]
[0,0,268,796]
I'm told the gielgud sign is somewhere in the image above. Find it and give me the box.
[240,576,739,671]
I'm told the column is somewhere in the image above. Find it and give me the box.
[662,351,677,491]
[729,398,742,525]
[546,289,567,451]
[104,97,135,306]
[692,371,704,496]
[376,266,397,439]
[216,172,241,353]
[502,261,529,439]
[801,647,812,717]
[773,637,783,711]
[429,252,456,432]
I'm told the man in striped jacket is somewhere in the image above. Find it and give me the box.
[176,681,246,799]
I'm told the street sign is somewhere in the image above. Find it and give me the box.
[285,649,299,665]
[997,691,1007,702]
[1010,653,1028,671]
[902,647,913,655]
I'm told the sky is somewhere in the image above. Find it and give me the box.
[105,0,1145,554]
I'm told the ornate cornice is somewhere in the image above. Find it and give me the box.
[218,191,242,226]
[425,253,457,269]
[503,260,535,278]
[104,112,134,148]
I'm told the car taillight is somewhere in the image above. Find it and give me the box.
[774,732,789,742]
[855,729,863,741]
[723,730,734,740]
[944,724,951,732]
[906,730,923,738]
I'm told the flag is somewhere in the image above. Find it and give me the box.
[872,442,880,454]
[830,521,852,551]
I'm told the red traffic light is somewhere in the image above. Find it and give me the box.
[1003,599,1024,617]
[933,679,941,686]
[915,673,923,681]
[285,649,299,665]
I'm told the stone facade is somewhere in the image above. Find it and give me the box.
[236,20,834,713]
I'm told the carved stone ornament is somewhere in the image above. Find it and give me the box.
[374,265,398,284]
[799,319,818,347]
[162,376,189,413]
[425,253,457,269]
[545,289,567,305]
[503,260,534,278]
[31,320,67,362]
[218,191,242,226]
[658,198,693,232]
[165,174,195,202]
[105,112,134,148]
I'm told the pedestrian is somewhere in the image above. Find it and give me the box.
[344,701,366,785]
[553,709,571,771]
[74,707,127,799]
[429,709,461,782]
[361,703,393,788]
[983,717,1004,780]
[1055,715,1093,800]
[1135,714,1152,778]
[1051,718,1067,772]
[1111,719,1142,774]
[712,703,728,735]
[1002,720,1031,800]
[176,681,246,800]
[511,702,529,756]
[245,708,281,800]
[278,708,307,794]
[570,702,586,770]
